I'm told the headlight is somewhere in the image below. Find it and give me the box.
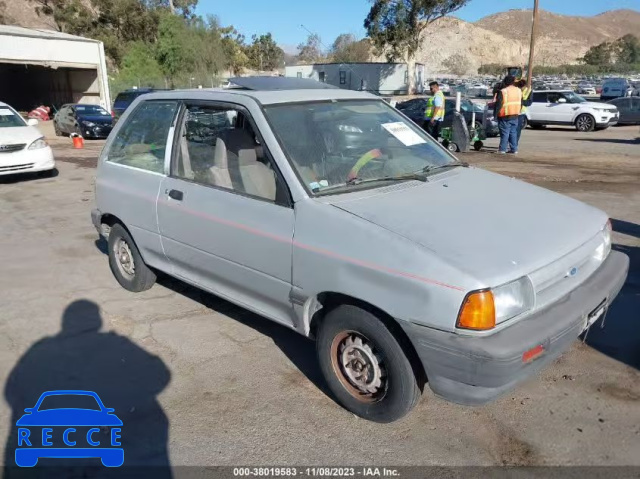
[28,138,48,150]
[593,220,612,262]
[492,277,535,323]
[457,277,534,330]
[82,121,96,127]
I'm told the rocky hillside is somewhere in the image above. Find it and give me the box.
[413,9,640,75]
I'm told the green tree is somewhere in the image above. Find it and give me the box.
[613,34,640,65]
[246,33,284,71]
[297,33,324,63]
[330,34,370,63]
[219,24,249,75]
[32,0,93,34]
[365,0,469,93]
[581,41,614,65]
[156,12,198,82]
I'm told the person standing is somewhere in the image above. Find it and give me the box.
[495,75,522,154]
[517,79,532,142]
[423,81,445,140]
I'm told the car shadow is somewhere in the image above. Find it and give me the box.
[3,300,172,478]
[574,138,640,145]
[156,274,329,397]
[0,169,58,185]
[584,219,640,371]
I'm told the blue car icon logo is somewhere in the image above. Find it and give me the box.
[15,390,123,467]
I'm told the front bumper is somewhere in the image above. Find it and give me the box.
[400,251,629,406]
[0,146,55,176]
[81,124,113,139]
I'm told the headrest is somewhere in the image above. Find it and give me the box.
[214,137,228,168]
[224,129,257,166]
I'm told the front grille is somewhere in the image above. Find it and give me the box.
[529,232,605,311]
[0,143,26,153]
[0,163,34,172]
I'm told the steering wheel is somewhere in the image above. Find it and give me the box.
[347,148,383,181]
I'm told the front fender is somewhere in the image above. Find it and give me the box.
[291,199,480,334]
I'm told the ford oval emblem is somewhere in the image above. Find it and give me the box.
[568,267,578,277]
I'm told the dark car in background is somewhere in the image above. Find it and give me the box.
[53,104,113,139]
[112,88,166,121]
[396,97,499,137]
[607,97,640,125]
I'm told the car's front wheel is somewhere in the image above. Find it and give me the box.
[317,305,421,423]
[108,223,156,292]
[575,114,595,132]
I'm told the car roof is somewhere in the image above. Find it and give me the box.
[138,87,379,106]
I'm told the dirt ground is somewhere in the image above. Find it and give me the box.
[0,121,638,469]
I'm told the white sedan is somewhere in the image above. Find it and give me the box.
[0,102,55,176]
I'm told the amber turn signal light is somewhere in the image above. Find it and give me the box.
[457,291,496,330]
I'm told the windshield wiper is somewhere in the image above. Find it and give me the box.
[420,161,469,175]
[346,172,428,186]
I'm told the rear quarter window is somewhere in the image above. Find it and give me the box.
[532,92,547,103]
[106,100,178,174]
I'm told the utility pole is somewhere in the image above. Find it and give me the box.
[526,0,540,86]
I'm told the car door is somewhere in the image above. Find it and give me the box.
[528,92,548,121]
[156,100,296,327]
[97,99,179,270]
[58,106,71,133]
[612,98,630,124]
[632,98,640,124]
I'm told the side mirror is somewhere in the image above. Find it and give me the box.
[27,118,39,126]
[557,98,567,103]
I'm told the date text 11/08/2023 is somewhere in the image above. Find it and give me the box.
[233,468,400,477]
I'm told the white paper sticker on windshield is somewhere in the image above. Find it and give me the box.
[0,109,14,116]
[381,122,426,146]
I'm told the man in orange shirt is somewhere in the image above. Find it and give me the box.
[495,76,522,155]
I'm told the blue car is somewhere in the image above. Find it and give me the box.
[15,390,123,467]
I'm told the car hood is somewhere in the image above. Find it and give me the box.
[16,409,123,426]
[0,126,43,145]
[328,167,607,285]
[77,115,113,124]
[583,101,616,110]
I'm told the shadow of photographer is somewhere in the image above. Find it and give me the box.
[3,300,172,478]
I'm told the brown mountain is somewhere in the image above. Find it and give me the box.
[475,8,640,47]
[410,9,640,75]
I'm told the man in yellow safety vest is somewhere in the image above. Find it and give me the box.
[495,75,523,154]
[423,81,445,140]
[517,79,532,142]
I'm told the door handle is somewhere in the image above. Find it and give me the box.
[167,189,183,201]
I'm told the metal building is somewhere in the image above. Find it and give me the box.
[0,25,111,112]
[284,62,425,95]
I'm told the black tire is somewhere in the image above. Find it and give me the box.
[473,140,483,151]
[107,223,156,292]
[317,305,421,423]
[575,114,595,132]
[521,116,528,130]
[447,142,459,152]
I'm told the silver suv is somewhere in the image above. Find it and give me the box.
[92,78,628,422]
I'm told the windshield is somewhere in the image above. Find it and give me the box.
[264,100,455,195]
[0,106,27,127]
[563,92,586,104]
[75,105,110,115]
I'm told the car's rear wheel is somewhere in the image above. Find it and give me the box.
[317,305,421,423]
[575,114,595,132]
[108,223,156,292]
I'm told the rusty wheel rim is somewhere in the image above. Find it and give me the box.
[330,331,387,403]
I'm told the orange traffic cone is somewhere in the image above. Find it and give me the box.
[71,133,84,149]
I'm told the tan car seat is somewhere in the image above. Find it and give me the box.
[207,137,233,189]
[226,130,276,201]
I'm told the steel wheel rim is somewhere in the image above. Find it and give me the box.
[114,238,135,279]
[578,116,593,131]
[330,331,387,403]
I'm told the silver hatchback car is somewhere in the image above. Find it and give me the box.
[93,78,629,422]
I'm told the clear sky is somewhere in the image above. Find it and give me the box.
[195,0,640,52]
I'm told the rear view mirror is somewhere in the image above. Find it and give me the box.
[27,118,39,126]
